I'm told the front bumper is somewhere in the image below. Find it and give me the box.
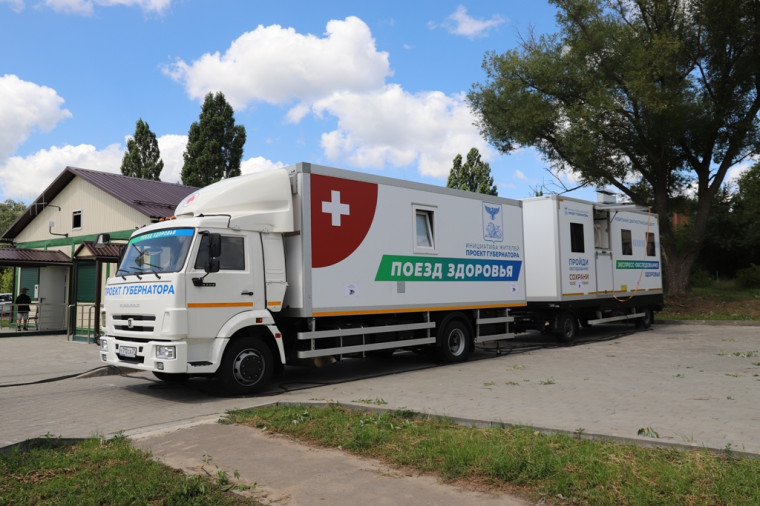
[99,336,189,373]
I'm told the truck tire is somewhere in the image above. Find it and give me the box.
[556,312,578,343]
[153,372,189,383]
[635,307,653,329]
[435,318,471,363]
[217,337,274,395]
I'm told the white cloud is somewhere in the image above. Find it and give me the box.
[285,102,311,124]
[514,169,527,181]
[313,85,494,178]
[42,0,171,16]
[155,134,186,184]
[1,0,24,12]
[0,143,123,202]
[163,17,392,110]
[434,6,505,39]
[0,74,72,160]
[724,158,757,188]
[240,156,285,175]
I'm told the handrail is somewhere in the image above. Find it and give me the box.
[86,305,97,343]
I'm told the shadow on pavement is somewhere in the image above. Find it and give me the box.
[116,324,642,402]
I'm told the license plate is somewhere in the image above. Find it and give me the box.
[119,346,137,358]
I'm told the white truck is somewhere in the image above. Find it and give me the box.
[98,162,529,394]
[98,163,663,394]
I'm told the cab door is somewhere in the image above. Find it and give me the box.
[186,232,264,339]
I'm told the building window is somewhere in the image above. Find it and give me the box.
[646,232,656,257]
[413,205,437,253]
[570,222,585,253]
[72,210,82,230]
[621,229,633,255]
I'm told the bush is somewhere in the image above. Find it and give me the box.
[690,267,713,288]
[736,264,760,289]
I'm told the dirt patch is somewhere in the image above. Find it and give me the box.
[661,293,760,321]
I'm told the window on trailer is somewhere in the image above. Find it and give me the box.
[621,229,633,255]
[413,205,437,253]
[570,222,585,253]
[646,232,656,257]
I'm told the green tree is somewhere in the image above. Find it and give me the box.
[0,199,26,238]
[468,0,760,293]
[181,92,246,187]
[0,268,12,292]
[733,163,760,266]
[447,148,498,195]
[696,186,740,279]
[121,119,164,180]
[1,199,27,292]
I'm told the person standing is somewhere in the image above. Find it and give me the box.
[15,287,31,331]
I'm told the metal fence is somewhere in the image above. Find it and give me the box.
[0,302,68,334]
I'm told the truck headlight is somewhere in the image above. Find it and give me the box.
[156,345,176,360]
[100,340,108,351]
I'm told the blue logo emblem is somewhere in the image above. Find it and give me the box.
[482,203,504,243]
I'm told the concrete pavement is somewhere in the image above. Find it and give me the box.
[2,323,760,504]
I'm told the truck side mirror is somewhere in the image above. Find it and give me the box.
[205,233,221,273]
[203,233,222,274]
[207,233,222,259]
[194,232,222,286]
[206,257,220,274]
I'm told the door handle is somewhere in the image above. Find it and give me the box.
[241,291,254,296]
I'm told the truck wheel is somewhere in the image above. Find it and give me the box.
[436,318,471,363]
[635,307,653,329]
[218,338,273,395]
[153,372,189,383]
[556,312,578,343]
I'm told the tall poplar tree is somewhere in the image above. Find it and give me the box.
[121,119,163,180]
[181,92,246,187]
[447,147,498,195]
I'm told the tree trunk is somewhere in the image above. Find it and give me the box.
[656,190,713,295]
[661,244,698,295]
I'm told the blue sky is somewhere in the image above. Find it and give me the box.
[1,0,600,204]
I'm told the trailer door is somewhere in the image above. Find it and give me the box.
[594,215,613,294]
[595,250,613,294]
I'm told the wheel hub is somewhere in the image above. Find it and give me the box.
[233,349,265,385]
[448,329,465,356]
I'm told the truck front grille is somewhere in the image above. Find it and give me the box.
[113,314,156,333]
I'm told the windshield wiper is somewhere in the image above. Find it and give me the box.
[131,244,161,279]
[145,267,161,280]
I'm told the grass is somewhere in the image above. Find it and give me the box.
[659,281,760,321]
[225,404,760,505]
[0,434,254,505]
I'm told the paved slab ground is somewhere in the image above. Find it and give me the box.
[2,323,759,504]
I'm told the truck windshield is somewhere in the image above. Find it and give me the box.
[118,228,195,276]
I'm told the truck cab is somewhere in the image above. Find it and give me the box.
[99,170,294,394]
